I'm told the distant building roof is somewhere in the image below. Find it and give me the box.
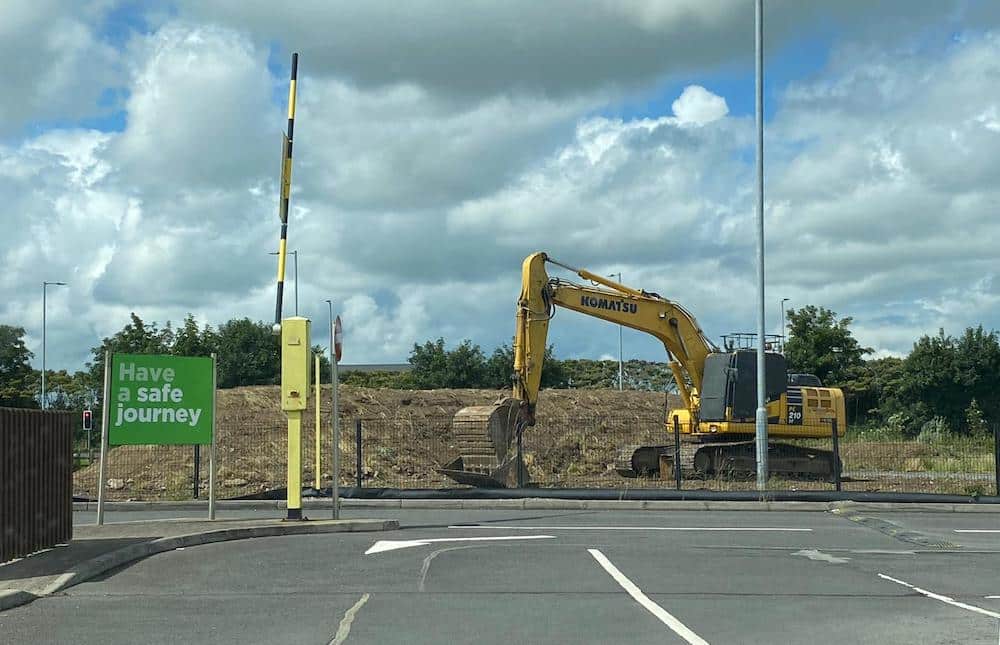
[339,363,413,373]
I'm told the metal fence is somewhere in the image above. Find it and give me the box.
[73,412,1000,500]
[2,408,74,562]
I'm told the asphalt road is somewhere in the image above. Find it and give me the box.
[3,509,999,644]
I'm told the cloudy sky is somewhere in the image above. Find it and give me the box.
[4,0,1000,372]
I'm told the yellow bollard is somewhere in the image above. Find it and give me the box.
[314,353,321,490]
[281,317,311,520]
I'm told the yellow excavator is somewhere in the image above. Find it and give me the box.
[439,252,846,487]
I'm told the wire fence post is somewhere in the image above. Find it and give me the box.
[193,444,201,499]
[994,422,1000,497]
[673,415,682,491]
[516,427,525,488]
[830,418,842,492]
[355,418,363,489]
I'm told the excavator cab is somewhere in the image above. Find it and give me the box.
[699,351,787,422]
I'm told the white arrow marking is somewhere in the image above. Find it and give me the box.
[792,549,850,564]
[364,535,555,555]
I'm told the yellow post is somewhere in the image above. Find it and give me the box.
[314,353,321,490]
[287,410,302,515]
[281,317,311,520]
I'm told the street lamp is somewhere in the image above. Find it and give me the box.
[780,298,790,352]
[41,281,67,409]
[269,250,298,316]
[608,273,623,391]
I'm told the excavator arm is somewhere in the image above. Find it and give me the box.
[513,252,717,426]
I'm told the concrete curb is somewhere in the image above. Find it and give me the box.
[74,499,1000,513]
[0,590,38,612]
[2,518,398,613]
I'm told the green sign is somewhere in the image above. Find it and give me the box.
[109,354,214,445]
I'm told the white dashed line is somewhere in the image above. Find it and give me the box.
[450,525,811,532]
[878,574,1000,620]
[954,530,1000,533]
[589,548,710,645]
[328,593,370,645]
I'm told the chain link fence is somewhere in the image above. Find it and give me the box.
[74,410,999,500]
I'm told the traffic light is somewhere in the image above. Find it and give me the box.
[83,409,93,431]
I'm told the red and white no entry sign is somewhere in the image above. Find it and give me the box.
[334,315,343,363]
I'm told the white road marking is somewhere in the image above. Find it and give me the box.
[328,593,370,645]
[589,549,709,645]
[792,549,850,564]
[449,524,811,532]
[986,596,1000,599]
[365,535,555,555]
[955,530,1000,533]
[878,574,1000,620]
[418,545,482,592]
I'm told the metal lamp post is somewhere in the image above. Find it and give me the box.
[754,0,768,491]
[269,250,298,315]
[780,298,790,352]
[608,272,624,390]
[41,281,67,409]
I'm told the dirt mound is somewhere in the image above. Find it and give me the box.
[74,386,677,500]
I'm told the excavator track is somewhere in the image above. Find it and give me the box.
[615,440,841,481]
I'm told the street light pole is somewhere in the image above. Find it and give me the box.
[41,281,67,410]
[780,298,790,352]
[269,250,298,316]
[608,272,623,390]
[754,0,768,491]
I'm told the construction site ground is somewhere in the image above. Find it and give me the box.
[72,386,998,500]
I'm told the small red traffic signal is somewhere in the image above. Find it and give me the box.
[83,410,93,431]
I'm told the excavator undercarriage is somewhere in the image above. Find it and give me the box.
[440,405,842,488]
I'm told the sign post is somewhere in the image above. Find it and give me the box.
[314,353,321,490]
[96,353,111,526]
[96,353,216,523]
[209,353,217,520]
[331,314,342,519]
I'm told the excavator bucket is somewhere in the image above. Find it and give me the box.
[439,400,530,488]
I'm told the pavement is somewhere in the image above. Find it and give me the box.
[2,502,1000,644]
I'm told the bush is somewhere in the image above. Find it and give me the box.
[916,417,952,444]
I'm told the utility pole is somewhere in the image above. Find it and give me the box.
[754,0,768,491]
[41,281,67,409]
[608,273,624,390]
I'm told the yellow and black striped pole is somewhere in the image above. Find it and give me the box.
[274,52,299,332]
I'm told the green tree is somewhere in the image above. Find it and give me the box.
[484,344,515,388]
[407,338,488,388]
[215,318,280,388]
[839,357,905,426]
[408,338,450,388]
[894,326,1000,434]
[172,314,217,357]
[0,325,37,407]
[87,313,174,393]
[784,305,872,385]
[484,342,567,389]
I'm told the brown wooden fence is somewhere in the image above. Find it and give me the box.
[1,408,74,562]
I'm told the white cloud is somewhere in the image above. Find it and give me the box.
[5,4,1000,374]
[671,86,729,125]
